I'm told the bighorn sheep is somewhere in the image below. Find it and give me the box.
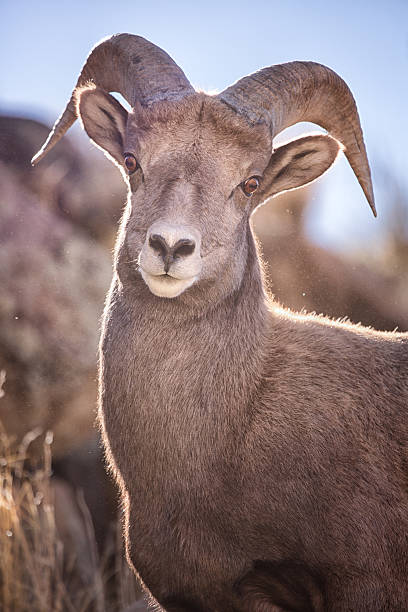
[33,34,408,611]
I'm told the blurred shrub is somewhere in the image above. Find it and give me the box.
[253,184,408,332]
[0,160,111,458]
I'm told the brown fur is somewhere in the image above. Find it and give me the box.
[75,91,408,610]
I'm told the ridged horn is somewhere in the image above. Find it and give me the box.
[217,62,376,216]
[32,33,194,166]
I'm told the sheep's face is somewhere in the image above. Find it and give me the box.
[121,96,272,300]
[78,90,340,300]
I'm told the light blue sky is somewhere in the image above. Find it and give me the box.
[2,0,407,251]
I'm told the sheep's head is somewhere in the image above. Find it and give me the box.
[33,34,375,301]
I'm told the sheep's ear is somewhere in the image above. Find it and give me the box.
[256,134,341,203]
[77,87,128,166]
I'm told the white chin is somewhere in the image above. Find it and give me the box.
[140,270,197,298]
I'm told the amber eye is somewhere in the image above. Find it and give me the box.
[242,176,260,196]
[124,153,139,175]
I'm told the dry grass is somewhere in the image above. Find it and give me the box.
[0,421,68,611]
[0,370,145,612]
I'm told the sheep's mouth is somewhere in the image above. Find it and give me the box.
[140,268,197,298]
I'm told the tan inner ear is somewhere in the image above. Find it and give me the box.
[77,87,128,166]
[258,134,341,201]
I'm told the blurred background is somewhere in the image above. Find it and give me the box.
[1,1,407,610]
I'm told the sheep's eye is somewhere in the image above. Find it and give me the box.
[124,153,139,175]
[242,176,260,196]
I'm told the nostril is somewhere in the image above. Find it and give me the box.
[173,239,196,259]
[149,234,169,257]
[147,233,196,273]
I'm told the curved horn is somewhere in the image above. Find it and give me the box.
[217,62,376,216]
[32,33,194,165]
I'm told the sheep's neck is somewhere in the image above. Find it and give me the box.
[102,227,267,489]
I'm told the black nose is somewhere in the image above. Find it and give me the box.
[149,234,196,273]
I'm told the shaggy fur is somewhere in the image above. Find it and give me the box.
[67,90,408,611]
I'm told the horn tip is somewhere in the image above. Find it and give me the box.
[31,144,49,166]
[366,192,377,217]
[365,185,377,217]
[31,150,42,166]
